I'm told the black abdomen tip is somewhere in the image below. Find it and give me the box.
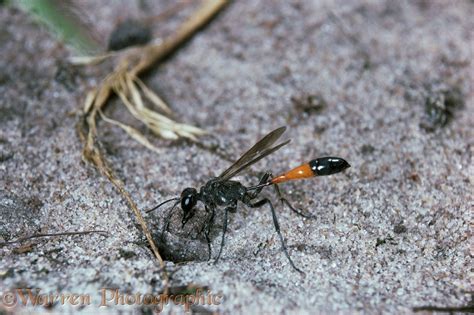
[309,157,350,176]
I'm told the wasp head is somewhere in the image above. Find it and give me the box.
[180,187,198,227]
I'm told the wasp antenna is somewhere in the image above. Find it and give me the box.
[146,197,180,213]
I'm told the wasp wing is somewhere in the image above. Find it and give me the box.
[220,140,291,181]
[218,126,289,181]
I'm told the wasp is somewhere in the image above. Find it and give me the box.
[148,127,350,272]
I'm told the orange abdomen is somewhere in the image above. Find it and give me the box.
[271,163,314,184]
[270,157,350,184]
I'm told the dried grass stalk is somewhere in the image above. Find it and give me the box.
[77,0,228,291]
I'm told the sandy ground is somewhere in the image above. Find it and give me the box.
[0,0,472,314]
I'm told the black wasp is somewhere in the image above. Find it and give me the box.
[147,126,350,273]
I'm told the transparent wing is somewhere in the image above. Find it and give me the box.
[218,126,289,180]
[219,140,291,180]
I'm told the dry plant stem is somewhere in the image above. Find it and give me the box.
[131,0,228,76]
[0,230,108,247]
[79,0,228,292]
[79,121,173,290]
[79,116,166,262]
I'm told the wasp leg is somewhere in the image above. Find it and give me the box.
[214,202,237,264]
[247,172,271,199]
[160,205,174,241]
[199,205,213,235]
[245,198,304,274]
[203,205,216,261]
[273,184,316,219]
[160,200,181,242]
